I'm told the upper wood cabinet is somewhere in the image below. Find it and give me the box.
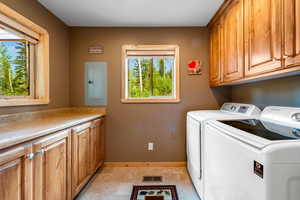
[33,130,72,200]
[283,0,300,67]
[244,0,282,76]
[223,0,244,82]
[209,0,300,86]
[209,20,223,86]
[0,144,32,200]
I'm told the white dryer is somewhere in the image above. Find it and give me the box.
[186,103,261,199]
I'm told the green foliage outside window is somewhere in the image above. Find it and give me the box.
[128,57,174,98]
[0,41,29,96]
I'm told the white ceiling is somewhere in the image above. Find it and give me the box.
[37,0,224,27]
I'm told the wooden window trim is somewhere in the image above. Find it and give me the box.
[0,2,49,107]
[121,45,180,104]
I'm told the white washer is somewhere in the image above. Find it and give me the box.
[204,106,300,200]
[186,103,261,199]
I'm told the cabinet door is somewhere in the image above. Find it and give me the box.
[0,144,32,200]
[283,0,300,67]
[98,118,105,166]
[244,0,282,76]
[223,0,244,82]
[71,122,92,197]
[209,20,223,86]
[33,130,71,200]
[90,118,105,172]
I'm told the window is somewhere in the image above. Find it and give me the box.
[122,45,180,103]
[0,26,35,97]
[0,3,49,107]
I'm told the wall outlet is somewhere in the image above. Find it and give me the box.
[148,142,154,151]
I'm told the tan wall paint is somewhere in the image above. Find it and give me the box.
[70,27,230,162]
[0,0,70,114]
[232,75,300,109]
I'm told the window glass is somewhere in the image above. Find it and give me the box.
[127,56,175,99]
[0,28,30,96]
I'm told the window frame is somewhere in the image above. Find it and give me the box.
[121,45,180,103]
[0,2,49,107]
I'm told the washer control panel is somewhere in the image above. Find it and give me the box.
[262,106,300,125]
[291,113,300,122]
[221,103,261,116]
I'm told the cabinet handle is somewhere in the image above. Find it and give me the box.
[36,149,45,155]
[26,153,35,160]
[272,57,281,61]
[283,55,294,59]
[0,162,17,172]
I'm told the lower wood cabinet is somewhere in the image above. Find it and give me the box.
[33,129,72,200]
[71,122,92,197]
[90,118,105,172]
[71,118,105,198]
[0,144,32,200]
[0,117,105,200]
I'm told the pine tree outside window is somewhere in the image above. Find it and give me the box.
[122,45,180,103]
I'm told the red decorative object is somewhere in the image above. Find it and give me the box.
[187,60,202,75]
[188,61,198,68]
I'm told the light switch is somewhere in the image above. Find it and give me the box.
[148,142,154,151]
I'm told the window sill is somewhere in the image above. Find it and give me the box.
[121,98,181,104]
[0,98,49,107]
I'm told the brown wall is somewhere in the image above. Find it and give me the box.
[231,75,300,109]
[0,0,70,114]
[69,27,230,162]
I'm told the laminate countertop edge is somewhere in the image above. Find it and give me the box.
[0,113,105,151]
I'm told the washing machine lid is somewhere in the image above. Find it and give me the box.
[219,119,300,141]
[207,120,269,149]
[216,106,300,141]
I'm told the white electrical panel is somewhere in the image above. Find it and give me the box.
[85,62,107,106]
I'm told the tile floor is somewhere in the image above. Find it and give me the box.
[76,166,201,200]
